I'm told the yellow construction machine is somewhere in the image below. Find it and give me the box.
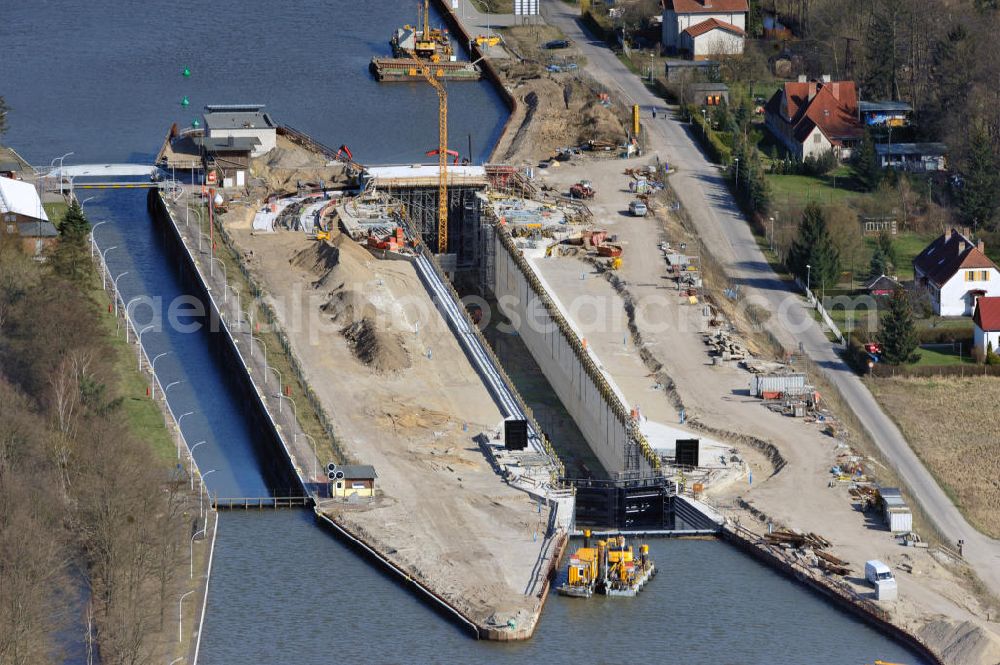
[408,51,449,254]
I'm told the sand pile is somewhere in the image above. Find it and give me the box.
[290,241,340,275]
[321,286,376,323]
[342,318,411,373]
[918,618,1000,665]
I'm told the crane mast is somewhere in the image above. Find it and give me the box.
[409,53,449,254]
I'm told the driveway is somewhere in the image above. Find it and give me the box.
[539,1,1000,597]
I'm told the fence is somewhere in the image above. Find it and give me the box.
[90,231,205,488]
[795,276,846,345]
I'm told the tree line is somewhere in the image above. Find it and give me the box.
[0,203,192,664]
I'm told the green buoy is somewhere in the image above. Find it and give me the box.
[181,96,190,107]
[192,119,200,128]
[182,67,191,77]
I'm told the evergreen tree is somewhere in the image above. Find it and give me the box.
[59,201,90,241]
[960,126,1000,231]
[875,231,896,269]
[855,129,881,192]
[786,203,840,293]
[0,96,8,138]
[868,246,890,279]
[877,288,920,364]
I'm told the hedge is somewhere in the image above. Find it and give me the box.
[687,106,732,165]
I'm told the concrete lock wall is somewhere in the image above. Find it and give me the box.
[492,232,638,476]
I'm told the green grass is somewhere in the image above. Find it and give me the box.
[766,173,862,206]
[912,345,975,367]
[89,285,176,461]
[44,201,68,226]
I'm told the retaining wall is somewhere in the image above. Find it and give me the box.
[491,227,660,476]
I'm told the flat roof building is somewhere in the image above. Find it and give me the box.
[202,104,276,158]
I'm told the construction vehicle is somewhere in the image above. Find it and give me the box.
[391,0,455,63]
[315,229,331,242]
[569,180,595,199]
[474,34,501,47]
[408,52,449,254]
[558,532,655,598]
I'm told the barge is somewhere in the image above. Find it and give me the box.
[558,531,656,598]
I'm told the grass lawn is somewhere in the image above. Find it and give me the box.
[867,375,1000,538]
[44,201,68,226]
[767,173,863,207]
[911,345,975,367]
[89,284,177,461]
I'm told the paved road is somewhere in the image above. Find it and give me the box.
[538,2,1000,596]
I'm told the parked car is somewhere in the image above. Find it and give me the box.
[543,39,571,49]
[629,200,648,217]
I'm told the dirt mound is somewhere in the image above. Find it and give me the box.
[342,318,410,373]
[580,101,625,144]
[919,618,1000,665]
[322,286,375,323]
[291,242,340,275]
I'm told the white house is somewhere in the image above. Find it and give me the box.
[662,0,748,54]
[679,18,745,60]
[913,229,1000,316]
[202,104,276,158]
[973,297,1000,358]
[0,175,48,226]
[764,76,863,161]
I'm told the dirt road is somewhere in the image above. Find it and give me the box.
[538,1,1000,600]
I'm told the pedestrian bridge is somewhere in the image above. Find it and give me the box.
[45,163,158,178]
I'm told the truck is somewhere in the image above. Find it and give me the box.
[569,181,595,199]
[865,560,898,601]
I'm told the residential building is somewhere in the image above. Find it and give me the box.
[1,176,58,256]
[662,0,748,56]
[764,76,863,160]
[330,465,378,499]
[202,104,276,158]
[680,18,745,59]
[913,228,1000,316]
[973,297,1000,357]
[875,143,947,173]
[865,274,901,297]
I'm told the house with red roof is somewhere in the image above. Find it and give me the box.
[662,0,749,58]
[764,75,864,161]
[973,297,1000,357]
[913,228,1000,316]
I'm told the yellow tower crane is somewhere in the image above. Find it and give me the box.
[408,52,449,254]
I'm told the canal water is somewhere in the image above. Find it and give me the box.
[3,2,925,663]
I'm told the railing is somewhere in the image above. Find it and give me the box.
[493,222,661,473]
[213,496,312,510]
[90,231,205,486]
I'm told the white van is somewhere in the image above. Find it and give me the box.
[865,560,897,601]
[629,200,648,217]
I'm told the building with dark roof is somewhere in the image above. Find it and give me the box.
[865,274,902,297]
[875,143,947,173]
[974,297,1000,357]
[330,464,378,499]
[764,76,863,161]
[913,228,1000,316]
[202,104,276,158]
[662,0,748,54]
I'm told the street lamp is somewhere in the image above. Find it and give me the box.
[190,527,206,578]
[700,108,707,136]
[768,216,775,253]
[176,410,194,458]
[231,285,241,326]
[268,366,282,393]
[806,264,812,301]
[137,325,155,370]
[90,220,107,257]
[189,440,206,490]
[165,379,184,393]
[124,297,144,343]
[277,394,297,446]
[733,157,740,192]
[100,245,118,289]
[112,271,129,328]
[178,590,195,643]
[52,152,74,195]
[302,432,318,482]
[150,352,171,398]
[200,469,216,519]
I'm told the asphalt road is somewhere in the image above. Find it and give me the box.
[539,1,1000,597]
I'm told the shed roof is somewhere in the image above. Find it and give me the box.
[15,220,59,237]
[864,274,900,292]
[0,176,48,221]
[974,297,1000,332]
[688,82,730,92]
[859,100,913,114]
[912,228,997,287]
[875,142,947,157]
[664,59,718,69]
[682,17,746,38]
[667,0,749,13]
[203,108,275,131]
[199,136,261,153]
[765,80,862,145]
[338,464,377,479]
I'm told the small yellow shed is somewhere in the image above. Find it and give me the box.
[330,465,378,499]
